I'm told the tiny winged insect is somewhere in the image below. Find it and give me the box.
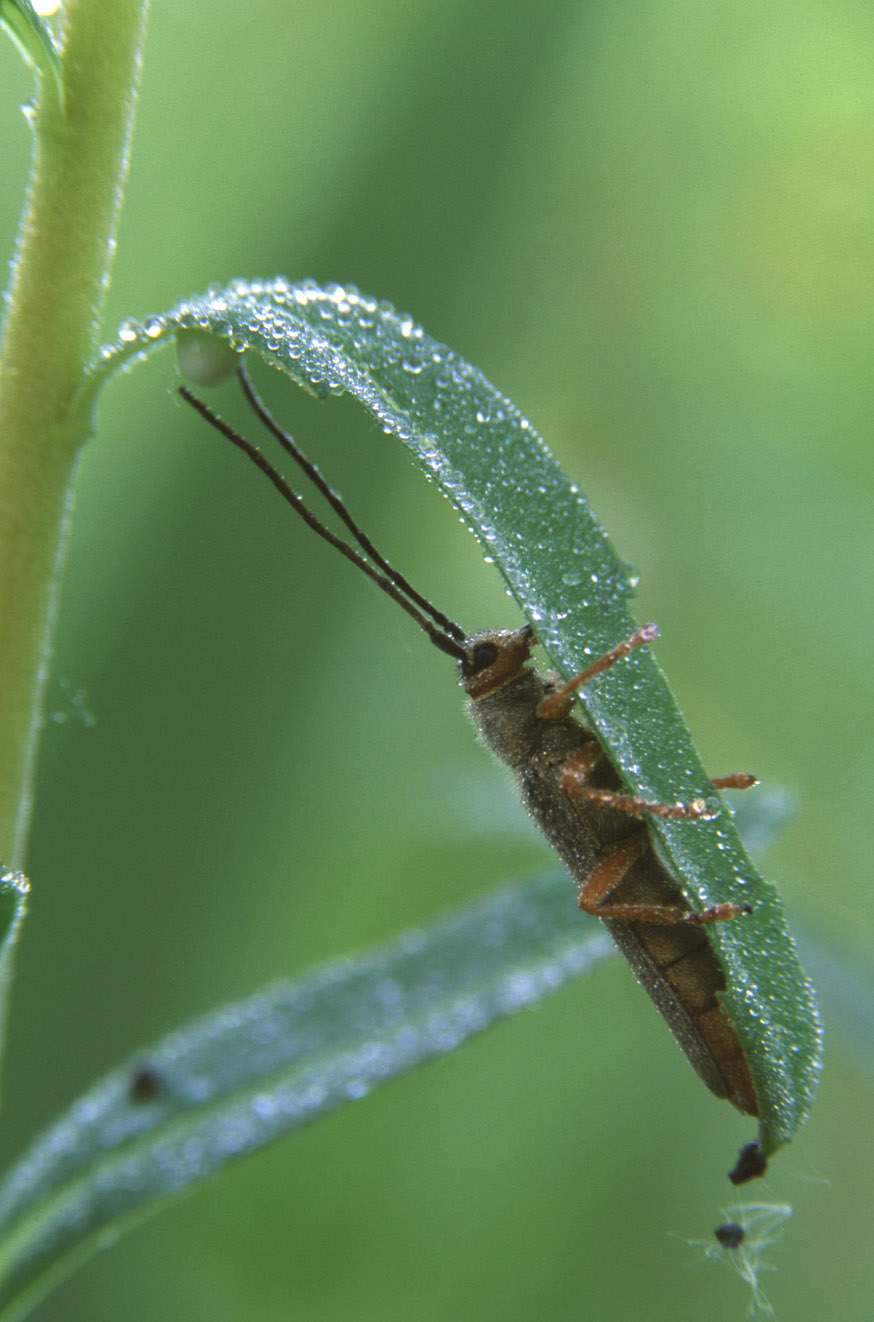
[714,1222,746,1249]
[694,1203,793,1317]
[181,367,764,1178]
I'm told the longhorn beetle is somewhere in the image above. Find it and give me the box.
[180,366,763,1179]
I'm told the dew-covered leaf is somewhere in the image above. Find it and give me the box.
[90,279,822,1157]
[0,872,610,1322]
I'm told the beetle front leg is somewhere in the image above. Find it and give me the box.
[535,623,659,721]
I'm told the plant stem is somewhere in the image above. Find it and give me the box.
[0,0,150,867]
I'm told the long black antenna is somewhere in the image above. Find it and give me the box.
[236,364,466,644]
[179,378,470,664]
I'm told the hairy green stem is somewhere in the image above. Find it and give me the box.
[0,0,150,866]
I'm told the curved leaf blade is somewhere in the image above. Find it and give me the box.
[0,872,610,1322]
[92,279,821,1155]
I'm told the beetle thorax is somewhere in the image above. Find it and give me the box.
[458,626,535,700]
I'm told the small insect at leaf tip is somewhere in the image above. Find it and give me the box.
[714,1222,746,1249]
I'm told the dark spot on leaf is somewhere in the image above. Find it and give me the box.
[130,1063,162,1102]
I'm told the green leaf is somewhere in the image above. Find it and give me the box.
[0,871,610,1322]
[0,1,62,110]
[0,868,27,1094]
[90,278,822,1157]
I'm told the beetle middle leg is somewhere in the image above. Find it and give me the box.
[560,751,757,821]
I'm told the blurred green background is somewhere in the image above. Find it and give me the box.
[1,1,872,1318]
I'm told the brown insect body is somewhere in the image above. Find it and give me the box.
[461,626,757,1117]
[180,368,761,1163]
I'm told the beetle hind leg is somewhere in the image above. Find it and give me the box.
[579,837,751,926]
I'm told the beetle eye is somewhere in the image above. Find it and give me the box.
[465,640,498,675]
